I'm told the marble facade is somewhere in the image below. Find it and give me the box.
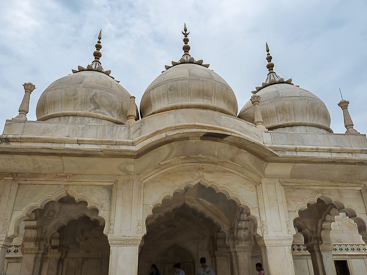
[1,28,367,275]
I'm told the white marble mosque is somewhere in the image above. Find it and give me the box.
[1,26,367,275]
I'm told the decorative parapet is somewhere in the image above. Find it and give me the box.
[292,244,309,254]
[6,245,22,257]
[333,243,367,254]
[292,243,367,255]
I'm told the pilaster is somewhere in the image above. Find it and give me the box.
[0,236,12,275]
[257,178,295,275]
[0,178,18,236]
[108,237,141,275]
[108,175,143,275]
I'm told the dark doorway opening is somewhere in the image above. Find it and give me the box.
[334,260,350,275]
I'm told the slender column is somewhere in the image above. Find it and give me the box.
[32,244,47,275]
[257,178,295,275]
[338,99,359,135]
[108,237,141,275]
[47,236,60,275]
[236,246,252,275]
[13,83,36,121]
[251,94,267,130]
[126,96,137,125]
[228,247,239,275]
[306,242,336,275]
[0,236,12,275]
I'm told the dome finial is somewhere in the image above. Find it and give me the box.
[72,30,116,81]
[266,43,275,73]
[252,43,293,93]
[164,24,209,70]
[182,23,190,55]
[93,30,102,63]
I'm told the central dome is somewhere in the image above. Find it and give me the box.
[140,24,238,118]
[140,63,238,118]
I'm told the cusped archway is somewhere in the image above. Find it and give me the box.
[139,183,258,275]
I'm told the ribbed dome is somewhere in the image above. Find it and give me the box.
[238,83,332,133]
[36,71,134,125]
[140,63,238,118]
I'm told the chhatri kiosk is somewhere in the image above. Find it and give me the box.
[1,26,367,275]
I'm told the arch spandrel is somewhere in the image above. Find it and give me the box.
[7,187,109,238]
[135,137,268,180]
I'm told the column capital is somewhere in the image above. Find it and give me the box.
[257,235,293,247]
[108,236,142,247]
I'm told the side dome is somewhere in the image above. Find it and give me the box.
[36,71,133,124]
[36,31,137,125]
[238,44,332,133]
[140,63,238,118]
[140,24,238,118]
[239,84,332,132]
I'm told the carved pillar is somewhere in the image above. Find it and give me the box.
[13,83,36,121]
[108,237,141,275]
[257,178,295,275]
[338,99,359,135]
[250,94,267,130]
[0,236,12,275]
[20,218,38,275]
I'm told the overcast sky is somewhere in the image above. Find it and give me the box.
[1,0,366,134]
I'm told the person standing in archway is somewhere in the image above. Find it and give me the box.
[197,257,215,275]
[150,264,161,275]
[256,263,264,275]
[173,263,185,275]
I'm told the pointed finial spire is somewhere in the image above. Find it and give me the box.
[266,43,275,73]
[182,23,190,55]
[93,30,102,63]
[164,24,209,70]
[252,43,293,93]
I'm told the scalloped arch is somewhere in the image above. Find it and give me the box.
[292,193,360,222]
[292,193,367,242]
[7,189,107,238]
[145,178,261,236]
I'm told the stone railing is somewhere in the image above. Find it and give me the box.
[292,244,309,254]
[333,243,367,254]
[6,245,22,257]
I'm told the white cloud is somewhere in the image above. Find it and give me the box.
[1,0,366,134]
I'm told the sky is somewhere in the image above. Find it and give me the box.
[1,0,367,134]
